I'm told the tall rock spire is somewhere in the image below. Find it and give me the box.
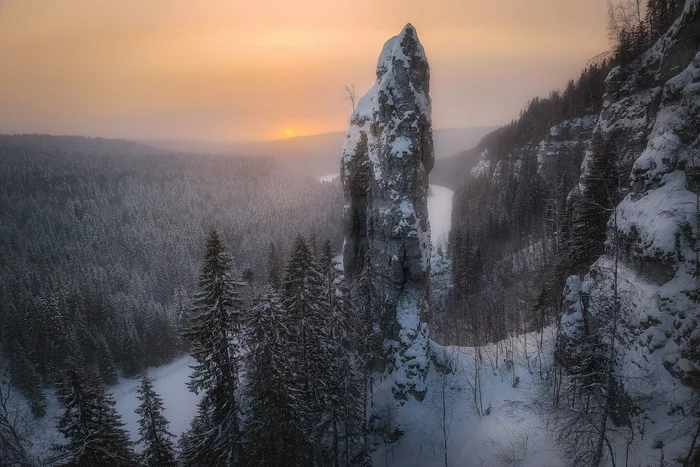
[341,23,433,400]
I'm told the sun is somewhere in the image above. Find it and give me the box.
[284,129,294,137]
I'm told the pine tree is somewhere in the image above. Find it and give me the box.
[181,230,245,466]
[52,360,136,466]
[244,289,309,466]
[135,375,177,467]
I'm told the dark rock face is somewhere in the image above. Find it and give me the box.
[341,24,433,400]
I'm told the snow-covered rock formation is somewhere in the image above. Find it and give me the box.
[560,1,700,461]
[536,115,597,175]
[341,23,434,401]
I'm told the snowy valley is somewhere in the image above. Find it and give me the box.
[2,1,700,467]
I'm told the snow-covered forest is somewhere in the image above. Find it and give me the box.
[1,1,700,466]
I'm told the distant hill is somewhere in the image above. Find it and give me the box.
[0,133,161,155]
[0,129,496,182]
[141,126,496,178]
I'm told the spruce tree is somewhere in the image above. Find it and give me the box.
[181,230,244,466]
[244,289,309,466]
[283,235,332,462]
[135,375,177,467]
[320,239,344,465]
[53,360,136,466]
[322,249,368,466]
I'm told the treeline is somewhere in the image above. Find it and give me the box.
[431,61,610,190]
[0,136,343,417]
[180,231,369,466]
[609,0,687,64]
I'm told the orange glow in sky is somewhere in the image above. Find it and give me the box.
[0,0,609,141]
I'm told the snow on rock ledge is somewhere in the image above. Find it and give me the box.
[341,23,433,401]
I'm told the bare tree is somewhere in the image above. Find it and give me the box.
[428,345,459,467]
[344,85,357,120]
[0,362,37,466]
[607,0,644,44]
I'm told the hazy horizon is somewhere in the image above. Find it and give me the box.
[0,0,609,141]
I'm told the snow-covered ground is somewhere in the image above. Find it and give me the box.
[24,331,560,465]
[371,329,561,467]
[24,356,200,458]
[113,356,200,442]
[318,173,454,249]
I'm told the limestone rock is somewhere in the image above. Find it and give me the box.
[341,23,433,400]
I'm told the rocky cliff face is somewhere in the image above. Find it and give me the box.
[559,1,700,461]
[341,23,433,400]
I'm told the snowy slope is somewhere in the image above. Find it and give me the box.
[370,329,562,466]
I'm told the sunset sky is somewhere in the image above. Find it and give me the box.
[0,0,609,141]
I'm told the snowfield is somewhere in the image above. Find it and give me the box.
[113,356,201,443]
[22,356,201,458]
[370,329,562,467]
[318,173,454,249]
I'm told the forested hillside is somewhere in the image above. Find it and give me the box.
[0,135,343,417]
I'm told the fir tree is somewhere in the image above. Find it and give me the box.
[181,230,245,466]
[244,289,309,466]
[52,360,136,466]
[135,375,177,467]
[283,235,332,462]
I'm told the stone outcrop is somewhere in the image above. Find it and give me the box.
[341,23,433,400]
[558,2,700,460]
